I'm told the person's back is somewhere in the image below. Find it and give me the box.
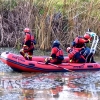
[50,47,64,64]
[67,47,85,63]
[31,35,36,45]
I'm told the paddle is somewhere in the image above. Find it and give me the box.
[48,63,74,72]
[38,62,74,72]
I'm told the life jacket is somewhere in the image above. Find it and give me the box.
[31,35,36,45]
[31,35,34,41]
[56,48,64,61]
[51,47,64,62]
[73,37,89,48]
[68,48,79,62]
[68,48,85,63]
[24,33,36,48]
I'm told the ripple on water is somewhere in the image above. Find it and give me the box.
[0,61,13,72]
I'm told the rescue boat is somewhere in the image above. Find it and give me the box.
[0,51,100,72]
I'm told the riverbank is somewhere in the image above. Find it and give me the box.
[0,0,100,50]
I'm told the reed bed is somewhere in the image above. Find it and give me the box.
[0,0,100,52]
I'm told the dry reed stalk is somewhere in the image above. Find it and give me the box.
[0,15,4,45]
[37,0,55,50]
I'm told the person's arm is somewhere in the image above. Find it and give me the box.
[84,38,91,43]
[51,48,58,59]
[68,52,75,62]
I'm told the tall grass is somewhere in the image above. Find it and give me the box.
[0,0,100,51]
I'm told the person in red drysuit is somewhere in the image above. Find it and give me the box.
[66,46,85,63]
[67,32,95,63]
[72,33,92,48]
[20,28,36,60]
[45,40,64,64]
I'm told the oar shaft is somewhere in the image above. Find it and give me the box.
[44,62,74,72]
[38,61,74,72]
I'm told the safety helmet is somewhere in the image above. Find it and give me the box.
[53,40,60,45]
[84,33,91,40]
[53,40,60,46]
[66,47,71,53]
[24,28,30,33]
[74,37,85,44]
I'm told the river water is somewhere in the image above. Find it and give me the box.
[0,48,100,100]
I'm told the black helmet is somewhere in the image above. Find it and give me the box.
[53,40,60,47]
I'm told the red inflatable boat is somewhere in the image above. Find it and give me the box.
[0,51,100,72]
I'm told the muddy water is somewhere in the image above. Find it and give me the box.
[0,48,100,100]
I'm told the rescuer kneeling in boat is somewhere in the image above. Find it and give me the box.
[67,32,95,63]
[20,28,36,60]
[45,40,64,64]
[67,47,86,63]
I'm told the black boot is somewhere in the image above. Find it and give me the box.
[86,53,95,63]
[24,56,29,60]
[45,60,50,64]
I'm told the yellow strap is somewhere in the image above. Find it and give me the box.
[28,55,32,57]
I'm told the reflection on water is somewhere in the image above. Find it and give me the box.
[0,48,100,100]
[0,72,99,100]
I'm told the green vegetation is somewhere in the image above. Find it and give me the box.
[0,0,100,52]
